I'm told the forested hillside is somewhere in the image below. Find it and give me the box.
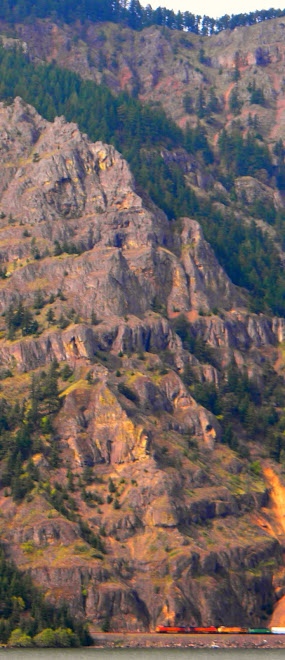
[1,0,285,34]
[0,545,90,646]
[0,44,285,315]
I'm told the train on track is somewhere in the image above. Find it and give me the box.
[155,625,285,634]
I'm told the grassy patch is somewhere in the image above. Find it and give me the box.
[59,379,90,398]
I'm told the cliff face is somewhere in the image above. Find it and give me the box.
[0,96,284,631]
[6,15,285,141]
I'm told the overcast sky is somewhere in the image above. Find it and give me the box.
[140,0,283,18]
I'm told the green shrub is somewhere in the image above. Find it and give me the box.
[250,460,261,476]
[8,628,33,647]
[33,629,55,647]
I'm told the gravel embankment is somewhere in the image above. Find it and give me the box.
[92,632,285,649]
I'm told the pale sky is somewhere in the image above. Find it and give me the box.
[140,0,284,19]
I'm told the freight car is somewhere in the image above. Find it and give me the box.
[218,627,248,633]
[188,627,218,633]
[155,626,188,633]
[248,628,271,634]
[155,625,275,634]
[271,627,285,634]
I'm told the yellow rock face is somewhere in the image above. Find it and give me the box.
[94,384,150,463]
[97,149,114,170]
[144,495,178,527]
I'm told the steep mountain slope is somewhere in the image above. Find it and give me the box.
[0,97,284,632]
[4,15,285,141]
[1,8,285,635]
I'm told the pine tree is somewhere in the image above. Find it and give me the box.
[43,361,60,414]
[229,86,242,115]
[46,308,55,326]
[183,93,192,114]
[196,87,206,118]
[67,469,75,492]
[34,290,45,309]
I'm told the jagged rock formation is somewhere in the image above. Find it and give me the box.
[0,96,284,632]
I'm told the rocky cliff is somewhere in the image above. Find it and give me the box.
[0,96,284,631]
[5,14,285,142]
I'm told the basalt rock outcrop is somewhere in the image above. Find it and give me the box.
[0,97,284,632]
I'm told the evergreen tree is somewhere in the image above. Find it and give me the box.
[43,361,60,414]
[196,87,206,118]
[229,86,242,115]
